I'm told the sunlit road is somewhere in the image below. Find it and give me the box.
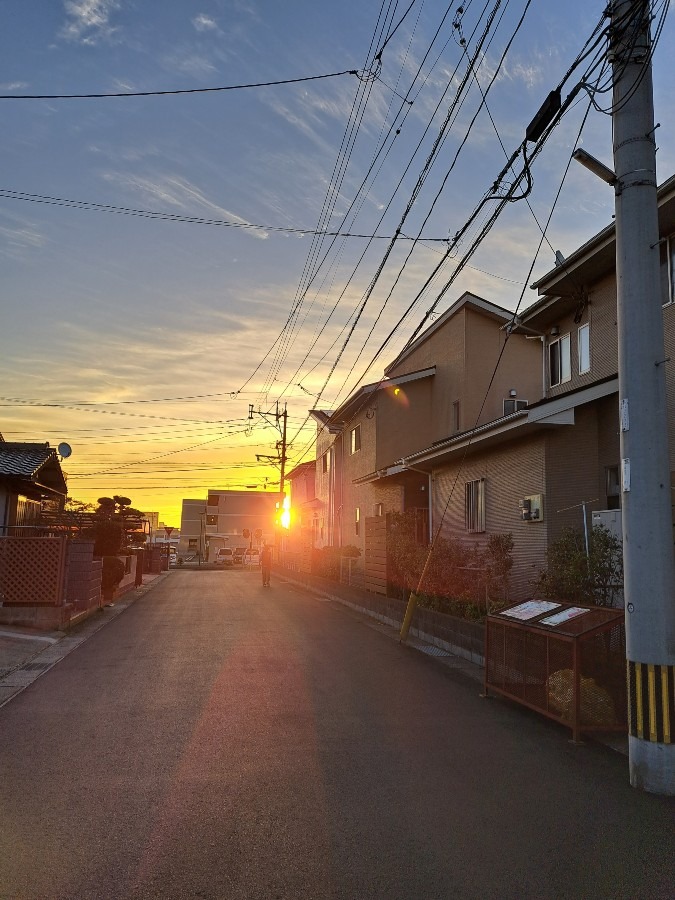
[0,570,673,899]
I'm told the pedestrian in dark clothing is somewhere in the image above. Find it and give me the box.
[261,544,272,587]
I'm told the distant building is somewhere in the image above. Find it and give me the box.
[178,490,278,562]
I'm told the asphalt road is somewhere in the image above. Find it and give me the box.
[0,570,673,900]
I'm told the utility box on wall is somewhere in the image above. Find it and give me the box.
[592,509,622,542]
[519,493,544,522]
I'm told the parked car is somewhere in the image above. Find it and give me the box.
[170,552,177,565]
[245,549,260,567]
[215,547,234,566]
[233,547,246,566]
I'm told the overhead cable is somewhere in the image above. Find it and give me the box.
[0,71,359,101]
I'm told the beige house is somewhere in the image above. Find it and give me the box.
[309,292,542,579]
[396,173,675,599]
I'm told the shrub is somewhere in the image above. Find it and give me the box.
[387,511,514,620]
[311,544,362,579]
[537,525,623,607]
[101,556,126,592]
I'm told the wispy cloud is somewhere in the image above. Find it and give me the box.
[192,14,218,33]
[60,0,121,45]
[99,170,269,239]
[0,81,28,91]
[0,210,47,259]
[161,49,218,78]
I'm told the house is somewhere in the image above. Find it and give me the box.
[309,292,542,587]
[0,440,105,628]
[0,441,67,534]
[395,173,675,600]
[283,461,319,568]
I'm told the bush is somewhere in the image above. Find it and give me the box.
[387,511,514,620]
[101,556,126,591]
[537,525,623,607]
[311,544,362,579]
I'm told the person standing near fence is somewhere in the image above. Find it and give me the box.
[261,543,272,587]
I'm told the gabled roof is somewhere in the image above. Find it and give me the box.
[384,291,515,375]
[0,442,67,497]
[286,460,315,481]
[328,366,436,427]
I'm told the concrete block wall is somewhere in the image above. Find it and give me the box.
[65,541,102,611]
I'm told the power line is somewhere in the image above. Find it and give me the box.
[0,189,448,240]
[0,70,359,101]
[273,1,494,404]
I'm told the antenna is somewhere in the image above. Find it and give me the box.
[57,442,72,460]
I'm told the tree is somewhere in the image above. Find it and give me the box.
[90,495,146,556]
[537,525,623,607]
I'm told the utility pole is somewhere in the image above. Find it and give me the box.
[611,0,675,794]
[277,401,288,498]
[251,400,289,497]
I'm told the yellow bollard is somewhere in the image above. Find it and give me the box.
[399,591,419,643]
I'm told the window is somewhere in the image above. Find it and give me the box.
[206,515,217,526]
[578,323,590,374]
[350,424,361,454]
[452,400,461,433]
[549,333,571,387]
[606,465,621,510]
[373,503,383,517]
[355,507,361,536]
[322,450,331,474]
[465,478,485,533]
[188,538,198,549]
[660,235,675,305]
[503,398,528,416]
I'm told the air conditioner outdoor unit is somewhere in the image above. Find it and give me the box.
[503,398,528,416]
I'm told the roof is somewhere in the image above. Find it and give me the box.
[0,442,67,497]
[526,171,675,307]
[286,460,315,481]
[384,291,515,375]
[328,365,436,427]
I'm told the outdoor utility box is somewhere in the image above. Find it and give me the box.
[485,600,626,741]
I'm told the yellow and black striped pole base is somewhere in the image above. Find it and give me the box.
[627,661,674,744]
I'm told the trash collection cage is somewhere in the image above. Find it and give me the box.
[485,601,626,741]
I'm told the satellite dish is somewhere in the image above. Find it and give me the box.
[57,442,72,460]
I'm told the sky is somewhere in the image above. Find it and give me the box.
[1,1,674,526]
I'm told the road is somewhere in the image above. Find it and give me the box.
[0,570,673,899]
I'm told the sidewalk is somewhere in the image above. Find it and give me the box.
[0,571,168,709]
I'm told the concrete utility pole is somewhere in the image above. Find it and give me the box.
[611,0,675,794]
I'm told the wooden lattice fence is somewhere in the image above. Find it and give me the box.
[0,536,68,606]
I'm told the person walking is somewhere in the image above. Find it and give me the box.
[260,543,272,587]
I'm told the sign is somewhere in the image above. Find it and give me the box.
[540,607,590,627]
[500,600,560,621]
[164,526,174,537]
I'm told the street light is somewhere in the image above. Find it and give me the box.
[572,148,617,185]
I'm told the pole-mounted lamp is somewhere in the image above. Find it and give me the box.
[572,148,617,186]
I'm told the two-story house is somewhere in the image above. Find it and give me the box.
[397,173,675,599]
[309,292,542,583]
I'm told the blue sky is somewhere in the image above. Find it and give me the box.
[1,1,674,524]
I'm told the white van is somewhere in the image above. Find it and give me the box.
[215,547,234,566]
